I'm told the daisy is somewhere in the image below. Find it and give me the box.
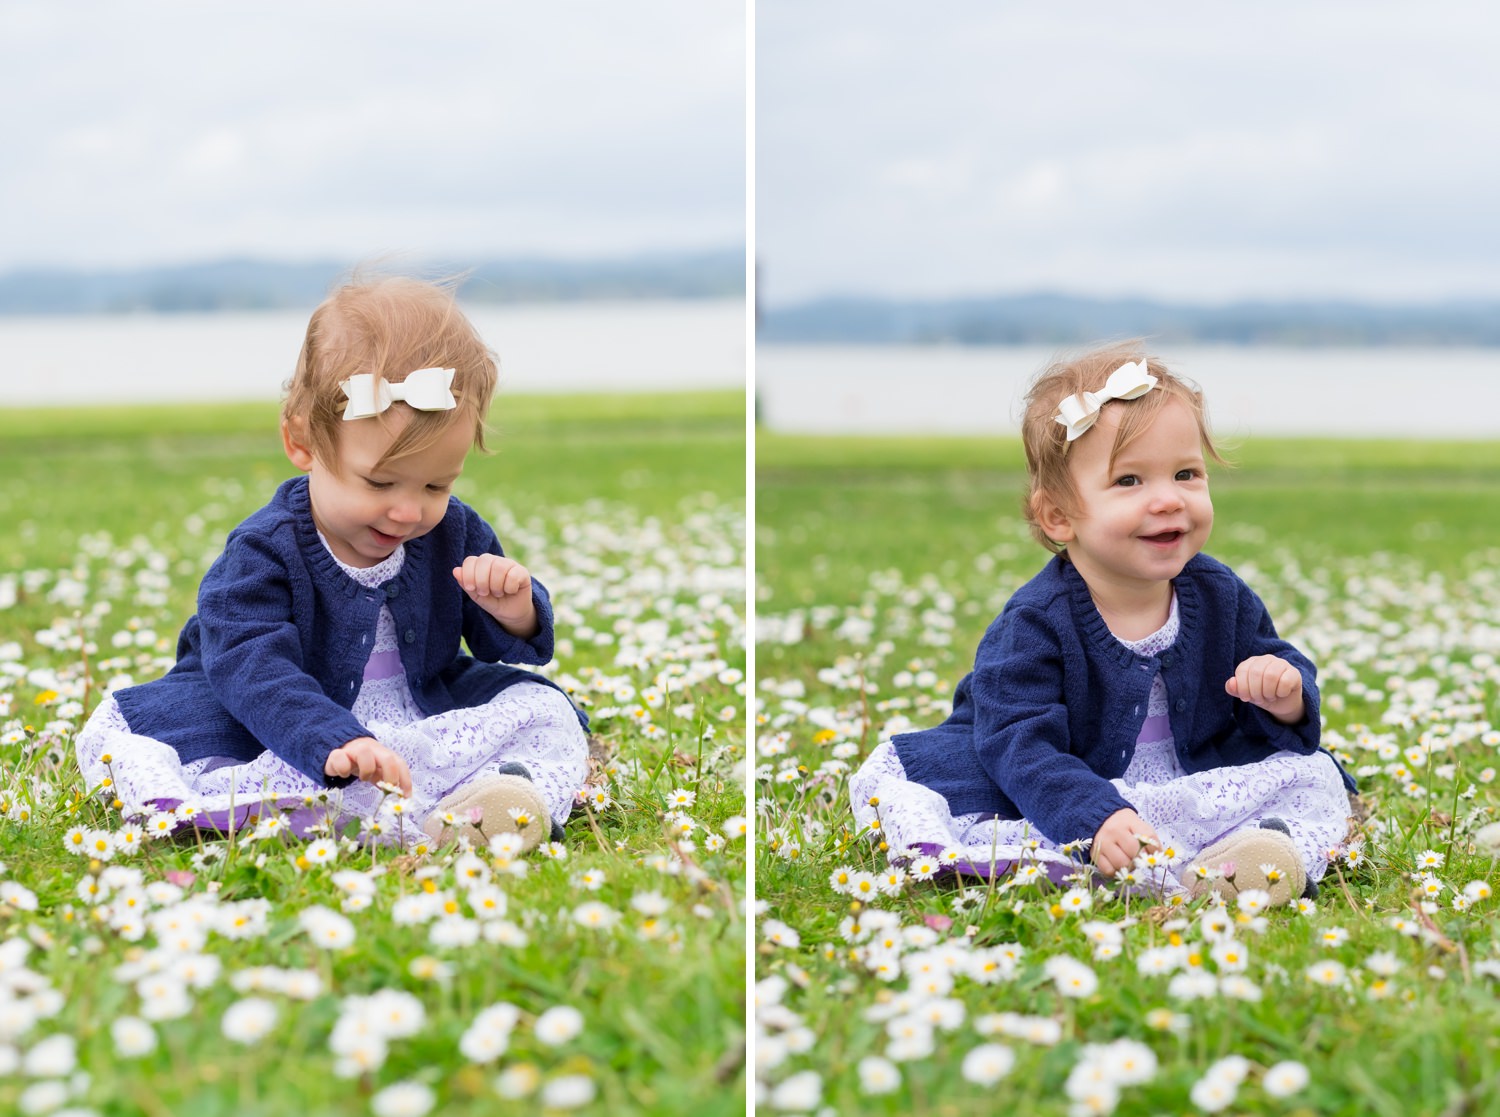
[1263,1061,1310,1098]
[540,1075,596,1110]
[495,1064,541,1099]
[221,998,278,1045]
[371,1082,435,1117]
[856,1055,900,1095]
[534,1005,584,1046]
[960,1043,1015,1086]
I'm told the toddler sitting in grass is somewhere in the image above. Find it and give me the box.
[75,277,588,852]
[850,344,1356,904]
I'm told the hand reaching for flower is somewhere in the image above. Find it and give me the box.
[324,736,412,796]
[1225,654,1305,724]
[1092,807,1160,878]
[452,553,539,637]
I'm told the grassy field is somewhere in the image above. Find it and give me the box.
[755,431,1500,1116]
[0,391,746,1117]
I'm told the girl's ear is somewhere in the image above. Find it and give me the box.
[282,417,317,472]
[1032,489,1076,544]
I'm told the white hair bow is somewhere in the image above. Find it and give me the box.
[340,368,457,421]
[1053,360,1159,442]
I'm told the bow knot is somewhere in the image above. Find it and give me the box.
[340,368,457,421]
[1053,360,1158,442]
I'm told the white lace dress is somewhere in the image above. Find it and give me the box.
[849,595,1351,892]
[76,539,590,842]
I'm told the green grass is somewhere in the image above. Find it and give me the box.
[755,429,1500,1116]
[0,391,746,1117]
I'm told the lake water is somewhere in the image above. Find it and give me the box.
[0,299,746,405]
[757,344,1500,438]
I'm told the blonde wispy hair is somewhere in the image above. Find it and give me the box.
[1020,342,1226,553]
[282,276,497,469]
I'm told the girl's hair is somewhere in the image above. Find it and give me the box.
[282,276,497,469]
[1020,342,1225,553]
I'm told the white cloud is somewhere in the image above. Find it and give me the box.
[0,0,744,269]
[757,0,1500,303]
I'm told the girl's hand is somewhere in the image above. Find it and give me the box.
[325,736,412,796]
[1091,808,1160,877]
[453,554,540,637]
[1225,654,1305,724]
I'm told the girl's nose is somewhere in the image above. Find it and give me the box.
[388,499,422,524]
[1150,485,1184,513]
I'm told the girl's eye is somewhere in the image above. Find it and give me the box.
[364,479,392,490]
[1175,469,1200,482]
[427,484,452,493]
[1114,475,1139,487]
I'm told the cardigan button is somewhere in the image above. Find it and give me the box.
[404,630,416,644]
[1175,699,1186,712]
[386,584,400,600]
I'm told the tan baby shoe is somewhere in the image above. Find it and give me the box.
[421,774,549,852]
[1184,825,1306,907]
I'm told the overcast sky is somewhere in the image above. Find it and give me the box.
[0,0,744,273]
[757,2,1500,306]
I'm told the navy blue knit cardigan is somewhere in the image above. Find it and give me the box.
[893,553,1355,846]
[114,477,584,787]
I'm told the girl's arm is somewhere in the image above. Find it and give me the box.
[970,607,1134,846]
[196,533,371,786]
[453,504,556,666]
[1228,584,1321,752]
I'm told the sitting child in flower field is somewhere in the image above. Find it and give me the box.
[75,277,588,852]
[850,344,1356,905]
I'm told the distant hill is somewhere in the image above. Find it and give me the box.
[758,292,1500,347]
[0,250,745,314]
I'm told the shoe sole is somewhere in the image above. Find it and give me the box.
[421,775,548,851]
[1185,829,1305,907]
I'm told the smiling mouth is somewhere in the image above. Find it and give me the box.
[1141,530,1184,545]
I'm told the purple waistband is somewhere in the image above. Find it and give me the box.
[363,648,403,682]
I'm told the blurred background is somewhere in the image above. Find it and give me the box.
[0,0,746,404]
[756,2,1500,438]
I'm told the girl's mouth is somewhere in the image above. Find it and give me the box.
[1141,530,1183,545]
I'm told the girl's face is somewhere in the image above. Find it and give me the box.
[1041,395,1213,596]
[283,410,472,567]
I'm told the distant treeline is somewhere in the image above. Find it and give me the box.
[758,292,1500,347]
[0,250,745,314]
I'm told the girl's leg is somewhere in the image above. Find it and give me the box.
[76,695,334,833]
[850,741,1071,876]
[379,682,589,827]
[1114,750,1351,883]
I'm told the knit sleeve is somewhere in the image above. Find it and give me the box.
[1229,578,1321,754]
[970,607,1133,846]
[454,503,555,666]
[196,532,369,786]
